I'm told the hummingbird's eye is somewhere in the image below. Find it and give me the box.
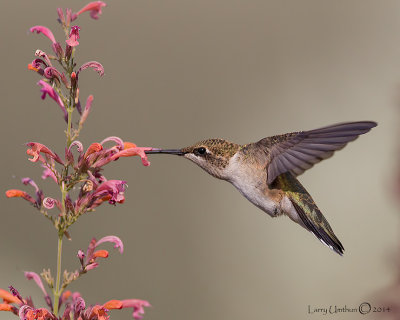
[196,147,206,155]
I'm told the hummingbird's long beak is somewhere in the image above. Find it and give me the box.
[145,148,185,155]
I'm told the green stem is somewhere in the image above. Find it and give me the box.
[53,179,68,315]
[53,234,63,316]
[66,108,73,147]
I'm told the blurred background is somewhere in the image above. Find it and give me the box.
[1,0,400,319]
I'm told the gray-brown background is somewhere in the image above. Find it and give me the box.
[1,1,399,319]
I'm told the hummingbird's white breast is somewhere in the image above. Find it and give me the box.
[224,153,281,217]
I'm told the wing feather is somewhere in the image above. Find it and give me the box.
[256,121,377,184]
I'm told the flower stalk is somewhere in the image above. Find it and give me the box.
[3,2,153,319]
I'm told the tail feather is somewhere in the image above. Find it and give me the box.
[273,172,344,255]
[290,199,344,255]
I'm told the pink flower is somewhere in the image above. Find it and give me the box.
[85,262,99,271]
[95,235,124,254]
[84,142,103,159]
[43,67,68,87]
[79,95,94,126]
[100,136,124,150]
[66,25,80,47]
[26,142,63,164]
[42,197,59,210]
[24,272,52,309]
[30,26,56,44]
[85,305,109,320]
[92,180,127,204]
[21,177,39,194]
[110,146,152,166]
[0,304,12,312]
[57,8,65,25]
[37,80,68,122]
[77,236,122,273]
[41,165,58,183]
[5,190,36,206]
[122,299,151,320]
[65,140,84,166]
[72,1,107,20]
[8,286,24,304]
[77,61,104,78]
[77,250,85,265]
[35,50,52,67]
[0,288,21,304]
[21,177,44,206]
[28,58,47,76]
[104,299,151,320]
[19,306,55,320]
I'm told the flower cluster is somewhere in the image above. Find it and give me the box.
[0,237,150,320]
[7,138,151,233]
[3,2,152,319]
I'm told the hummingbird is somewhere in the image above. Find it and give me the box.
[145,121,377,255]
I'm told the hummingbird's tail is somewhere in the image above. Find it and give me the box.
[274,173,345,255]
[290,199,344,256]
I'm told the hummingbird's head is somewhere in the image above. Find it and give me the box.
[145,139,240,179]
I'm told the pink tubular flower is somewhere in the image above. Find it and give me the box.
[85,262,99,271]
[110,146,152,166]
[35,50,52,67]
[43,67,65,85]
[104,299,151,320]
[77,250,85,264]
[0,304,12,312]
[72,1,107,20]
[0,288,21,304]
[21,177,44,207]
[77,61,104,78]
[95,235,124,254]
[24,272,46,296]
[77,236,121,273]
[57,8,65,25]
[41,164,58,183]
[100,136,124,150]
[30,26,56,44]
[5,190,36,205]
[24,272,52,309]
[21,177,39,194]
[37,80,68,122]
[84,142,103,159]
[20,306,55,320]
[93,249,109,258]
[66,25,80,47]
[79,95,94,126]
[92,180,127,204]
[85,305,109,320]
[26,142,63,164]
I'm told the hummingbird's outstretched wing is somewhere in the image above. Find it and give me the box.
[256,121,377,184]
